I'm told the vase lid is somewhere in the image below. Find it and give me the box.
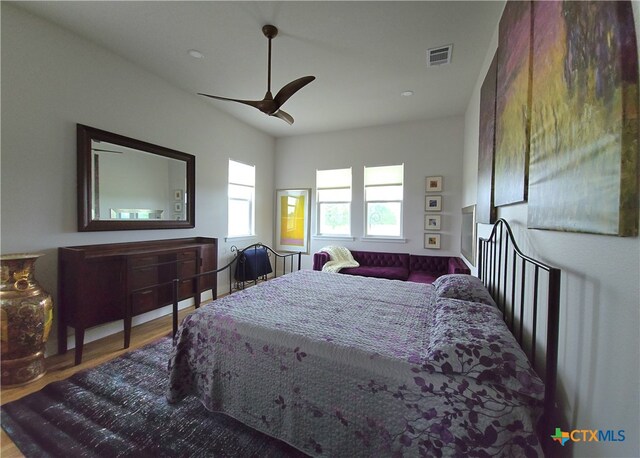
[0,253,45,261]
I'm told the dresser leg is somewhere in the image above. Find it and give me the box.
[124,315,131,348]
[58,324,68,355]
[74,329,85,365]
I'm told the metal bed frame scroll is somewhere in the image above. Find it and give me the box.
[170,243,301,337]
[478,219,561,437]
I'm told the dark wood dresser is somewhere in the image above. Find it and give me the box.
[58,237,217,364]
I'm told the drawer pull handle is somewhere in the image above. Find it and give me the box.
[139,290,153,295]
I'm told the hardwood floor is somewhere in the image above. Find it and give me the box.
[0,305,197,458]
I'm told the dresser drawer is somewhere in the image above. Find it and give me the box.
[177,250,197,261]
[130,255,159,268]
[178,278,196,299]
[130,266,159,290]
[131,288,157,315]
[178,258,197,278]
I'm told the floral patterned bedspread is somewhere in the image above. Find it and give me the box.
[167,270,543,457]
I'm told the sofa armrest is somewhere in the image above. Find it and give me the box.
[313,252,330,271]
[448,257,471,275]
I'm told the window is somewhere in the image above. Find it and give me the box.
[364,164,404,237]
[316,168,351,236]
[228,159,255,237]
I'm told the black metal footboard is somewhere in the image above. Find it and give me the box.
[170,243,301,337]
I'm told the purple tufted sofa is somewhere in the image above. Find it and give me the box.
[312,250,470,284]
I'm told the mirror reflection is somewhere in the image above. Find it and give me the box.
[91,140,187,221]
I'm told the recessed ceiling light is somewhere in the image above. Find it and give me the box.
[188,49,204,59]
[401,90,414,97]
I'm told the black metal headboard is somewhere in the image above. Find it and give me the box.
[478,219,561,427]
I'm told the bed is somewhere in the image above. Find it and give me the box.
[167,220,560,457]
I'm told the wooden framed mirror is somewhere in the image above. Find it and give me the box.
[77,124,195,231]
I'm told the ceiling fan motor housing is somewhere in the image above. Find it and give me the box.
[262,25,278,39]
[257,92,277,114]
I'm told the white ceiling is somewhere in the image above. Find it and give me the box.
[15,1,504,138]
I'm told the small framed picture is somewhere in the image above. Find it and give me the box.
[425,195,442,212]
[424,233,441,249]
[424,214,441,230]
[174,202,183,212]
[426,176,442,192]
[174,189,183,201]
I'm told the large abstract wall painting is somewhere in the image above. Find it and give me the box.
[477,51,498,224]
[528,0,639,236]
[494,0,532,207]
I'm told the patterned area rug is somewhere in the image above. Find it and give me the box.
[1,337,307,457]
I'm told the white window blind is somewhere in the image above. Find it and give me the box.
[316,168,351,236]
[364,164,404,237]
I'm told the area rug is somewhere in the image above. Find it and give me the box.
[1,337,307,457]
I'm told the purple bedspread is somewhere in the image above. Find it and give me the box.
[167,270,543,457]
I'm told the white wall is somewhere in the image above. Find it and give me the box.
[1,4,276,355]
[462,4,640,457]
[275,117,465,269]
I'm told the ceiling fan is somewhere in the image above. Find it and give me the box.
[198,25,315,125]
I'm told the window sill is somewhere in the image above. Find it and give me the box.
[312,235,356,241]
[360,237,407,243]
[224,235,257,243]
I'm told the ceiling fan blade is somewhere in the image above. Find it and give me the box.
[273,76,315,107]
[198,93,263,109]
[272,109,294,125]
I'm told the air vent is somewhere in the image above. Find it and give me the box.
[427,44,453,67]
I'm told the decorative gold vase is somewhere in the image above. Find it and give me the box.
[1,253,53,386]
